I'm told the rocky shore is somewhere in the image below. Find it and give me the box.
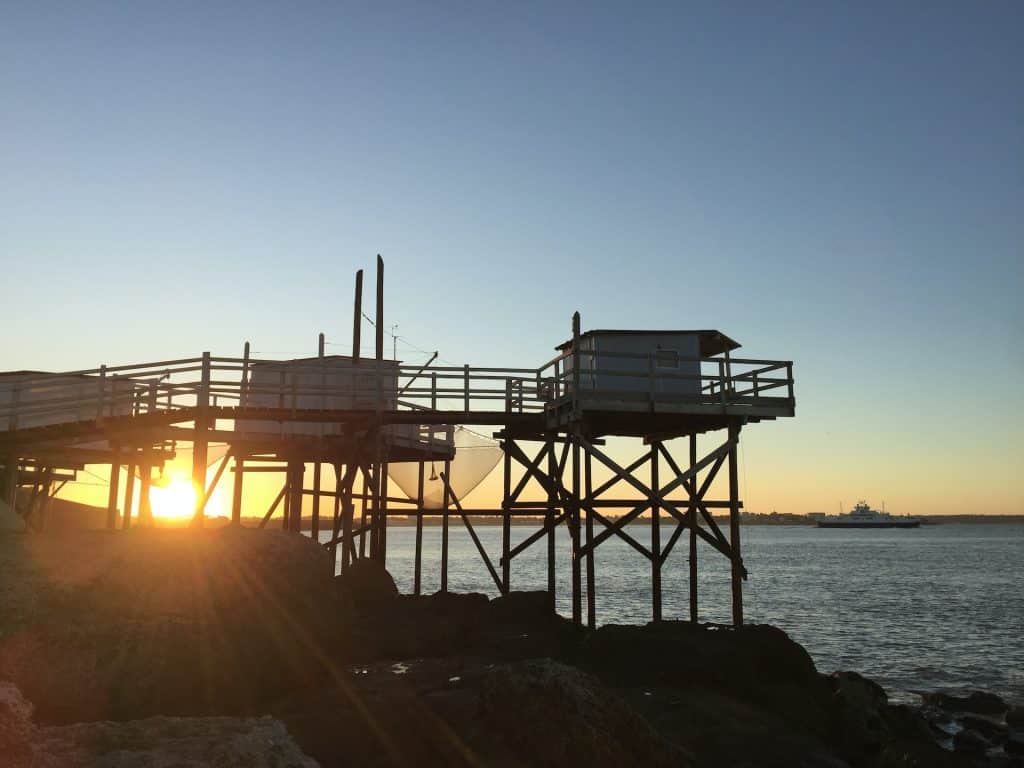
[1,528,1020,767]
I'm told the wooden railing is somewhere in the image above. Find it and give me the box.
[0,347,794,433]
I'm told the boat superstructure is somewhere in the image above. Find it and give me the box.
[817,501,920,529]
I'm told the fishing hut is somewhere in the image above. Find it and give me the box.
[0,256,795,626]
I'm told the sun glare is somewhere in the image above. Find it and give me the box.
[149,475,198,519]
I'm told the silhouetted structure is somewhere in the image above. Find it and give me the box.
[0,257,795,626]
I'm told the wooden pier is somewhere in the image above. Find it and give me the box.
[0,257,795,626]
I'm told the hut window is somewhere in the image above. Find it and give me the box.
[655,349,679,369]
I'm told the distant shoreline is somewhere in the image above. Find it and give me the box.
[269,512,1024,530]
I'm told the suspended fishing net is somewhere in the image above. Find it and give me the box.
[388,426,502,509]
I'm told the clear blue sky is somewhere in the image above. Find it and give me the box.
[2,2,1021,513]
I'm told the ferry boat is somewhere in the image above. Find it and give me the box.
[816,501,920,529]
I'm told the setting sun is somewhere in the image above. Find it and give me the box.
[148,475,198,520]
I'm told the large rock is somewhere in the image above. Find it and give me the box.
[580,622,820,692]
[476,659,691,767]
[0,501,25,532]
[921,690,1009,716]
[0,682,34,765]
[335,558,398,615]
[829,670,895,762]
[342,589,577,662]
[35,715,319,767]
[0,528,343,723]
[2,681,319,767]
[274,656,689,768]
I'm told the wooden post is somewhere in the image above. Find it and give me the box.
[240,340,251,414]
[353,269,363,361]
[651,440,662,622]
[192,351,211,527]
[585,449,595,628]
[545,438,556,608]
[571,432,582,625]
[728,420,743,626]
[441,458,451,593]
[414,460,425,595]
[106,453,120,530]
[312,332,326,540]
[375,255,384,412]
[139,463,152,526]
[329,463,342,566]
[2,457,17,518]
[501,438,512,594]
[358,466,369,559]
[341,463,355,570]
[288,461,304,533]
[231,455,244,525]
[572,311,581,416]
[312,462,322,539]
[689,433,698,622]
[122,462,136,529]
[379,460,389,565]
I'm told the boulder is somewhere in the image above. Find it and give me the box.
[34,715,319,767]
[829,671,890,759]
[884,704,934,743]
[335,558,398,615]
[953,727,991,755]
[1006,731,1024,756]
[0,682,34,765]
[579,621,834,745]
[0,501,25,532]
[580,622,820,691]
[486,590,553,623]
[921,690,1009,716]
[1008,706,1024,728]
[0,528,343,723]
[345,591,489,660]
[477,659,691,768]
[960,713,1007,743]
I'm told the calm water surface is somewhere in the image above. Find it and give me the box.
[325,523,1024,703]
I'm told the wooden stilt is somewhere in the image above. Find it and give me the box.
[288,461,304,533]
[689,433,698,622]
[651,440,662,622]
[312,462,322,539]
[414,460,424,595]
[379,459,389,565]
[571,433,582,625]
[106,454,120,531]
[139,463,152,526]
[728,421,743,626]
[122,462,136,530]
[441,458,451,593]
[545,438,556,608]
[2,457,17,516]
[358,466,369,559]
[191,351,211,527]
[501,439,512,595]
[281,469,291,530]
[231,456,244,525]
[585,449,595,629]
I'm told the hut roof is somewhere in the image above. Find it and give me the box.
[556,329,740,357]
